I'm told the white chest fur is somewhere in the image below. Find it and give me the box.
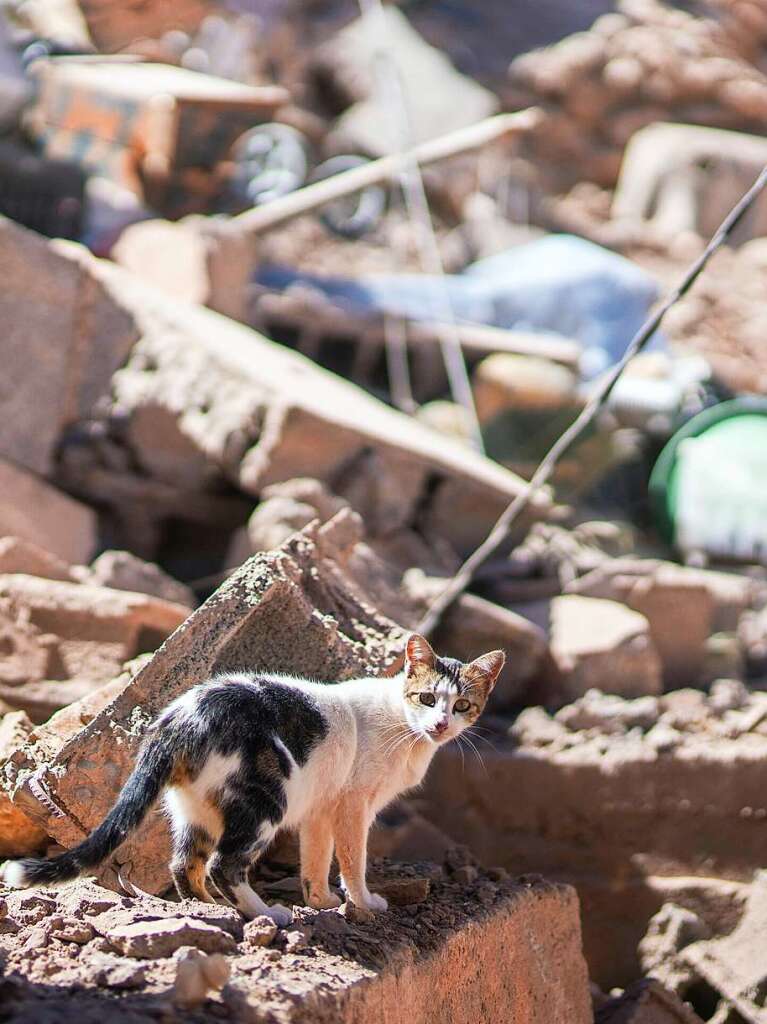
[371,741,436,814]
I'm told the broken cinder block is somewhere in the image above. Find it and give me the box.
[0,458,97,565]
[549,594,662,701]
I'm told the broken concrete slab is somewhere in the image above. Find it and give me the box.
[548,594,662,701]
[0,574,188,721]
[230,477,547,708]
[81,551,195,609]
[595,979,704,1024]
[0,711,47,858]
[109,918,237,959]
[639,903,711,995]
[0,538,75,583]
[418,684,765,985]
[568,559,763,686]
[682,871,767,1024]
[5,216,547,559]
[0,868,591,1024]
[0,459,97,566]
[0,218,139,476]
[314,6,499,157]
[9,519,405,892]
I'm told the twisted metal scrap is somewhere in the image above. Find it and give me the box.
[417,165,767,636]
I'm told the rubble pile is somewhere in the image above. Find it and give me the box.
[705,0,767,68]
[508,0,767,188]
[660,241,767,394]
[418,682,767,990]
[75,0,214,53]
[0,866,592,1023]
[4,0,767,1021]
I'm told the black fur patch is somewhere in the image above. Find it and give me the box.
[8,673,329,896]
[435,656,464,691]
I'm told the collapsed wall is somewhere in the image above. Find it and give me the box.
[0,870,592,1024]
[508,0,767,189]
[417,685,767,987]
[0,215,547,568]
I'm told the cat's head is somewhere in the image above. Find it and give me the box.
[401,633,505,745]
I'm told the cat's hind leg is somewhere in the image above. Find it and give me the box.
[207,819,292,925]
[206,757,293,925]
[170,823,216,903]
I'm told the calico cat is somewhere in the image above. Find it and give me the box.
[1,634,504,925]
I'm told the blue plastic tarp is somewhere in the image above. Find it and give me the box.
[256,234,663,378]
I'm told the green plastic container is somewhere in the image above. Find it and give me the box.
[649,398,767,562]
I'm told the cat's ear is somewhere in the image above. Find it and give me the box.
[405,633,436,675]
[464,650,506,695]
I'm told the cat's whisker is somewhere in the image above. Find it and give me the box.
[459,732,489,776]
[465,728,498,753]
[379,728,417,759]
[455,733,466,773]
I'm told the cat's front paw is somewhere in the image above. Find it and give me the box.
[266,903,294,927]
[360,892,388,913]
[308,891,342,910]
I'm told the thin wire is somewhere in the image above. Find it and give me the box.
[417,164,767,636]
[357,0,485,452]
[384,313,417,413]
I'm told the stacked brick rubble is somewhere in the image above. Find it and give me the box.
[507,0,767,189]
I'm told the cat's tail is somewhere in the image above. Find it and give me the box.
[1,724,176,888]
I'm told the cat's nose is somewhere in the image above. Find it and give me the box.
[433,719,449,735]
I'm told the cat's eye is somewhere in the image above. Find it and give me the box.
[419,692,436,707]
[454,699,471,713]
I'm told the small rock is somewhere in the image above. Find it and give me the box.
[452,865,478,885]
[476,883,498,906]
[51,920,94,945]
[22,925,50,951]
[311,910,347,936]
[518,874,545,887]
[109,917,236,959]
[93,959,148,990]
[173,947,230,1008]
[709,678,750,715]
[645,723,683,752]
[341,903,375,925]
[88,936,115,954]
[283,927,310,953]
[444,846,475,872]
[487,867,508,882]
[5,892,56,924]
[85,550,195,608]
[372,877,430,906]
[243,916,278,948]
